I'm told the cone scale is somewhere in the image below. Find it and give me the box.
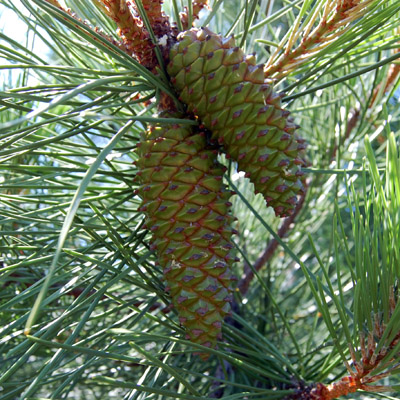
[135,116,237,356]
[167,28,306,217]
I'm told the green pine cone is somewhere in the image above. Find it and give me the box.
[135,116,238,357]
[167,28,306,217]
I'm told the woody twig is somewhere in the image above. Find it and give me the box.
[370,29,400,108]
[238,184,308,296]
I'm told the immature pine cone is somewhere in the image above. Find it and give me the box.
[168,28,306,217]
[135,116,237,357]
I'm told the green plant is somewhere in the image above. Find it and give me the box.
[0,1,399,399]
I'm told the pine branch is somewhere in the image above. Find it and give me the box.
[297,131,400,399]
[264,0,377,81]
[1,0,400,397]
[310,323,399,398]
[43,0,129,54]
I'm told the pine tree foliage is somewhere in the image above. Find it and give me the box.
[0,1,399,399]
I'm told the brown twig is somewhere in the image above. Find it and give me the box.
[370,60,400,108]
[370,26,400,107]
[237,183,308,296]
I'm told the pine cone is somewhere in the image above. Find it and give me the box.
[135,116,238,357]
[167,28,306,217]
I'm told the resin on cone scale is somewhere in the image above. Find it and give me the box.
[167,28,306,217]
[135,115,237,357]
